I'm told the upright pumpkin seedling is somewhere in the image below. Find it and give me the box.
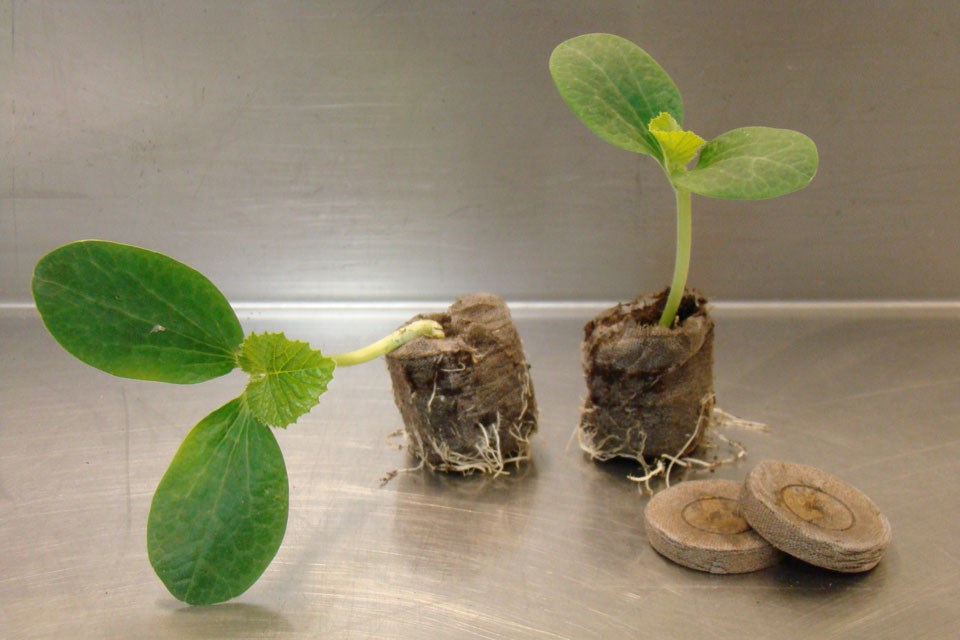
[550,34,818,464]
[32,240,444,605]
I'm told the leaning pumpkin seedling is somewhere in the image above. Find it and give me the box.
[31,240,444,605]
[550,33,818,465]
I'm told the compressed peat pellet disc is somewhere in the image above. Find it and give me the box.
[740,460,892,573]
[644,479,783,574]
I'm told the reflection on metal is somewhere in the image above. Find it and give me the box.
[2,308,958,637]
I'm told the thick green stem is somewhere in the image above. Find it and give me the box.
[329,319,445,367]
[659,186,692,328]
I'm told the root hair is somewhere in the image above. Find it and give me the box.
[390,366,535,480]
[575,393,766,494]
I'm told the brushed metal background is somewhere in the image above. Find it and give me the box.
[2,1,958,305]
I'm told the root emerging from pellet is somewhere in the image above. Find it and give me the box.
[576,393,768,494]
[401,366,534,477]
[385,293,538,479]
[579,289,715,460]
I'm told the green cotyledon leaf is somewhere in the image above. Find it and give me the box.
[238,332,336,428]
[147,397,288,606]
[31,240,243,384]
[673,127,819,199]
[550,33,683,161]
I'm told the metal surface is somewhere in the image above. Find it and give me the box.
[2,305,958,638]
[3,1,960,305]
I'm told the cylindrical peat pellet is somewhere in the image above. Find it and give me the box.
[385,293,537,474]
[580,289,714,460]
[644,479,783,574]
[740,460,892,573]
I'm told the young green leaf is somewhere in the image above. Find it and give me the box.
[673,127,819,199]
[147,398,288,606]
[649,112,706,174]
[550,33,683,160]
[238,332,336,428]
[32,240,243,384]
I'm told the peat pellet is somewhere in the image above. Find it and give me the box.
[385,293,537,474]
[580,288,714,460]
[740,460,892,573]
[644,479,783,574]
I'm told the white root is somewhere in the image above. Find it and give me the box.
[415,413,534,477]
[386,366,536,481]
[426,354,444,413]
[572,392,766,494]
[624,397,761,494]
[710,407,770,432]
[574,403,649,462]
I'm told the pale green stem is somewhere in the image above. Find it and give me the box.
[659,186,692,328]
[329,319,445,367]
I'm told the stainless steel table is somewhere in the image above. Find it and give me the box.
[2,304,958,638]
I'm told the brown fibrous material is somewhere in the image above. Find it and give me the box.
[579,288,715,462]
[385,293,537,476]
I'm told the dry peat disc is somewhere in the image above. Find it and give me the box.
[740,460,892,573]
[644,479,783,574]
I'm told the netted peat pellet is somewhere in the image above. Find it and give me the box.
[385,293,537,475]
[740,460,892,573]
[644,479,783,574]
[580,289,714,460]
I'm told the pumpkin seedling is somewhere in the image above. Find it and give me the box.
[31,240,444,606]
[549,34,818,464]
[550,33,819,328]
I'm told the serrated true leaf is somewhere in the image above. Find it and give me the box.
[649,112,706,172]
[238,332,336,428]
[673,127,819,200]
[32,240,243,383]
[550,33,683,160]
[147,398,288,605]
